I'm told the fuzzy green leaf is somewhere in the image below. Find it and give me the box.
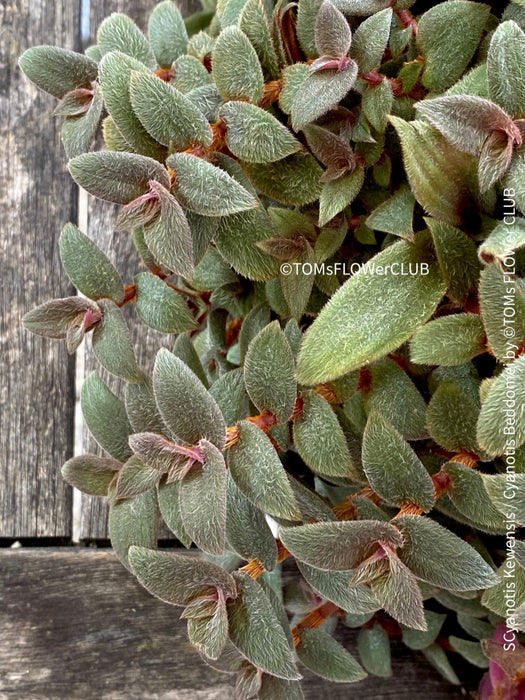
[279,520,403,571]
[59,223,124,304]
[98,13,156,67]
[226,475,278,570]
[130,71,212,150]
[479,262,525,362]
[296,0,323,57]
[410,314,486,366]
[81,373,133,461]
[227,572,300,680]
[98,52,165,159]
[315,1,352,58]
[68,151,170,205]
[427,381,483,457]
[371,553,427,631]
[350,9,392,74]
[444,462,507,533]
[244,321,297,422]
[61,454,120,496]
[220,101,301,163]
[212,27,264,103]
[125,378,166,435]
[318,165,364,227]
[116,456,161,499]
[143,183,194,278]
[129,546,237,605]
[22,297,98,339]
[488,20,525,118]
[148,0,188,68]
[402,610,446,650]
[61,85,104,159]
[239,0,279,79]
[188,598,229,661]
[390,117,478,227]
[135,273,197,333]
[362,358,427,440]
[479,218,525,264]
[228,421,300,521]
[293,391,355,479]
[291,62,358,131]
[362,411,435,511]
[483,473,525,526]
[153,348,226,449]
[297,628,366,682]
[92,299,142,382]
[366,186,415,241]
[358,623,392,677]
[243,153,323,206]
[477,356,525,455]
[19,46,98,98]
[157,480,192,547]
[167,153,257,216]
[180,440,227,555]
[427,218,481,302]
[214,208,280,281]
[298,562,380,614]
[417,1,490,92]
[297,236,445,384]
[395,515,497,591]
[109,490,158,570]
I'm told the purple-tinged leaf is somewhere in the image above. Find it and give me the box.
[22,296,99,339]
[314,1,351,58]
[61,454,120,496]
[128,545,237,605]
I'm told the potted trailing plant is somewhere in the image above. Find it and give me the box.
[19,0,525,696]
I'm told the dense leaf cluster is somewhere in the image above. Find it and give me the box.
[20,0,525,696]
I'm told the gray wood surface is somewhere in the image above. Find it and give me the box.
[0,1,80,537]
[0,549,469,699]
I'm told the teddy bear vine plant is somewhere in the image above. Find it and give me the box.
[19,0,525,696]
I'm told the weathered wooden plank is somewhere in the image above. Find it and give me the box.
[0,549,469,699]
[78,0,201,540]
[0,1,81,537]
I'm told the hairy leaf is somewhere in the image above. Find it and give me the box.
[153,348,226,449]
[92,299,142,382]
[19,46,98,98]
[135,273,197,333]
[109,490,158,570]
[315,1,352,58]
[129,546,237,605]
[228,421,300,521]
[227,572,300,680]
[410,314,486,366]
[148,0,188,68]
[395,515,497,590]
[220,101,301,163]
[297,236,445,384]
[477,356,525,455]
[59,223,124,304]
[357,623,392,677]
[279,520,403,571]
[130,71,212,149]
[212,27,264,103]
[243,321,297,422]
[167,153,257,216]
[180,440,227,555]
[293,391,355,479]
[362,411,435,511]
[488,20,525,118]
[61,454,120,495]
[350,9,392,74]
[81,373,133,461]
[417,1,490,92]
[69,151,169,205]
[98,12,156,67]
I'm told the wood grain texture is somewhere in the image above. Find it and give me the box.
[0,1,80,537]
[0,549,470,700]
[79,0,200,540]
